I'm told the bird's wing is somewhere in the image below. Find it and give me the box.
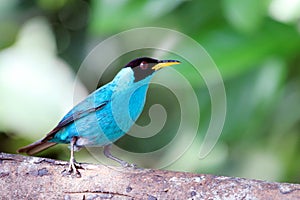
[17,98,108,155]
[17,81,115,155]
[42,85,113,141]
[43,100,109,141]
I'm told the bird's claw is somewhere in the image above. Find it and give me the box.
[121,161,137,169]
[61,162,82,178]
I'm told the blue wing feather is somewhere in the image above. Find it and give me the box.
[43,84,113,141]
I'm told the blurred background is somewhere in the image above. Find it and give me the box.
[0,0,299,183]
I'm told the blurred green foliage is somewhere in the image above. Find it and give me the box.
[0,0,299,183]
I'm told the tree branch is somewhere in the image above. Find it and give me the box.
[0,152,299,199]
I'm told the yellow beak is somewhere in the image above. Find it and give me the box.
[152,60,181,71]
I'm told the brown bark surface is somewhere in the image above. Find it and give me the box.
[0,152,299,199]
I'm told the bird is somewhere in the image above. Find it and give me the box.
[17,57,181,176]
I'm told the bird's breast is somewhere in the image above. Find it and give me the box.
[110,84,149,129]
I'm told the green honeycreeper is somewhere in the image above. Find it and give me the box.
[18,57,180,176]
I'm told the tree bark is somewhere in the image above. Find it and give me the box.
[0,152,299,200]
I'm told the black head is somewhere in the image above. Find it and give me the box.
[124,57,180,82]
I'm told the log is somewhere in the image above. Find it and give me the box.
[0,152,299,199]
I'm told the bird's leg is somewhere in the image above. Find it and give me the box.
[62,137,81,177]
[103,145,136,168]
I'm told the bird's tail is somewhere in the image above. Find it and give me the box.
[17,140,57,155]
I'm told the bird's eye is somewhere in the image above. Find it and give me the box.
[139,61,148,70]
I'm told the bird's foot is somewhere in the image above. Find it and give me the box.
[103,145,138,169]
[120,160,137,169]
[61,161,82,178]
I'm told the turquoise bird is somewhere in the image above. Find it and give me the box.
[18,57,180,176]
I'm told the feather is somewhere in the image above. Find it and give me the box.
[44,101,108,140]
[17,101,108,155]
[17,140,57,155]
